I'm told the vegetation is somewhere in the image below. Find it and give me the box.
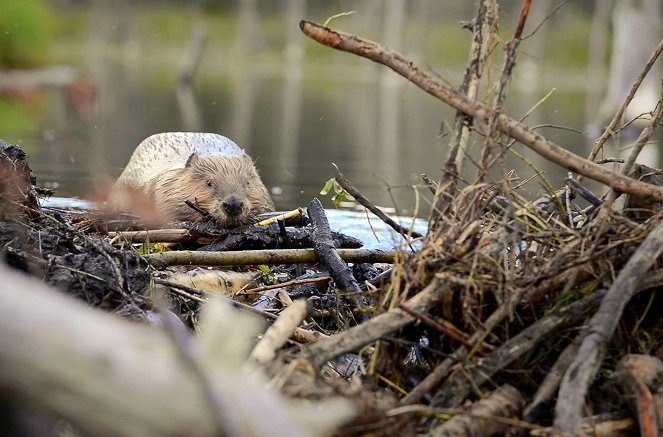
[0,0,54,67]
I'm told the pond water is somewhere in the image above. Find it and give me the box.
[2,2,659,229]
[41,196,427,251]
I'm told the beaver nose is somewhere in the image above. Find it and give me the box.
[222,197,244,216]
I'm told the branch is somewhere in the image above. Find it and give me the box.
[603,87,663,208]
[334,168,423,239]
[144,248,395,269]
[299,21,663,202]
[431,0,495,226]
[586,38,663,165]
[554,217,663,435]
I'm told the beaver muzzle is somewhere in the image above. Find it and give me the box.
[222,196,245,217]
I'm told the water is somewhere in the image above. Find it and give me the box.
[3,2,658,224]
[41,196,426,251]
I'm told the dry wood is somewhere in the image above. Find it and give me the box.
[0,264,353,435]
[431,289,604,408]
[603,87,663,208]
[586,38,663,165]
[307,198,361,293]
[304,279,441,367]
[403,282,531,406]
[256,208,306,226]
[334,168,423,239]
[523,337,581,424]
[110,228,198,243]
[476,0,530,181]
[0,264,219,436]
[430,385,525,437]
[431,0,495,227]
[250,299,312,366]
[554,218,663,435]
[299,20,663,202]
[145,248,395,269]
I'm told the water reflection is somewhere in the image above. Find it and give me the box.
[2,1,659,219]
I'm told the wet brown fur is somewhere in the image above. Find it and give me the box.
[147,154,274,226]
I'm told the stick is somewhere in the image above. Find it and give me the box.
[334,168,423,239]
[430,385,525,436]
[585,39,663,166]
[304,279,441,367]
[249,299,311,366]
[299,21,663,202]
[430,0,495,226]
[308,198,361,293]
[144,248,395,269]
[429,289,604,409]
[554,218,663,435]
[603,89,663,208]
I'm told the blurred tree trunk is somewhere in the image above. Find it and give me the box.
[595,0,661,167]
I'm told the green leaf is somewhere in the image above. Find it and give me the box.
[320,178,335,195]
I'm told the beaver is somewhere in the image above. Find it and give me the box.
[110,132,274,227]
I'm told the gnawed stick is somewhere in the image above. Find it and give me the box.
[145,248,395,269]
[250,299,312,366]
[554,218,663,435]
[299,20,663,202]
[153,277,327,345]
[334,167,423,239]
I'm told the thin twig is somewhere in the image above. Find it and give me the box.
[334,167,423,239]
[585,39,663,167]
[603,90,663,209]
[554,217,663,435]
[299,21,663,203]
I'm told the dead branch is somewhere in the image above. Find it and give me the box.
[431,0,495,226]
[0,264,353,435]
[250,299,311,366]
[603,88,663,208]
[304,279,441,367]
[586,38,663,165]
[523,337,580,424]
[431,288,604,408]
[430,385,525,437]
[299,21,663,202]
[477,0,531,181]
[554,217,663,435]
[334,168,423,239]
[144,248,395,269]
[308,198,361,293]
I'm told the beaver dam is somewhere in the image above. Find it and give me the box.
[2,7,663,437]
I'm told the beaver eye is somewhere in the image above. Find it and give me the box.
[206,180,213,188]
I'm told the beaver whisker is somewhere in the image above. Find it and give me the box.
[185,199,211,218]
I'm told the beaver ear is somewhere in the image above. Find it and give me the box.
[185,153,198,168]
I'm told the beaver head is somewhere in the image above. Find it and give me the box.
[150,153,274,227]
